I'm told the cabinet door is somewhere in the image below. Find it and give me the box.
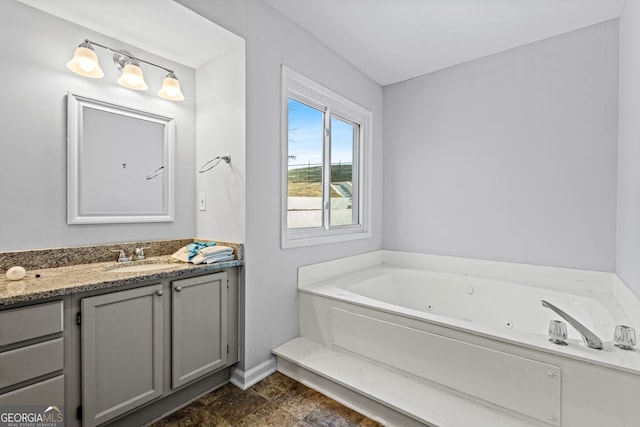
[81,284,164,427]
[172,272,228,388]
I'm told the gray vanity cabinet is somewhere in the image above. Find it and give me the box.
[81,284,164,427]
[79,271,233,427]
[171,272,227,388]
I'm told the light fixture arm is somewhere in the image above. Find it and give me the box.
[81,39,175,74]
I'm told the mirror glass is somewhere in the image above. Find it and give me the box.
[67,93,175,224]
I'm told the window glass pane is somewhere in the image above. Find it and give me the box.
[330,115,357,226]
[287,98,324,229]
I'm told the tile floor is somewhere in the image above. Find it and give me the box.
[151,371,383,426]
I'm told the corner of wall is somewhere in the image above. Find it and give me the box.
[613,274,640,328]
[616,0,640,298]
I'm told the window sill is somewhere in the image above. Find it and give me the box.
[282,229,371,249]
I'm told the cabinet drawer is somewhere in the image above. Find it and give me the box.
[0,338,64,389]
[0,375,64,406]
[0,301,63,347]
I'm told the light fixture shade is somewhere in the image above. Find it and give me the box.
[66,43,104,78]
[117,62,148,90]
[158,73,184,101]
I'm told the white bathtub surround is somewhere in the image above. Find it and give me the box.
[275,250,640,427]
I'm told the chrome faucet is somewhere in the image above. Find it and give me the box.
[541,300,603,349]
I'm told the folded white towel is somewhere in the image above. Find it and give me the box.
[190,247,234,265]
[198,245,233,256]
[204,255,234,264]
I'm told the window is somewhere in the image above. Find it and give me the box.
[282,66,372,248]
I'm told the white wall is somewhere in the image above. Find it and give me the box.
[196,44,246,243]
[617,0,640,297]
[383,21,619,272]
[178,0,384,373]
[0,1,197,251]
[244,2,383,371]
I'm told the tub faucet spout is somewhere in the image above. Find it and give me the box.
[541,300,603,349]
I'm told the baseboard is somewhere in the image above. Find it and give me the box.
[229,357,277,390]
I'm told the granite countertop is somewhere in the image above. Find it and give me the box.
[0,256,243,306]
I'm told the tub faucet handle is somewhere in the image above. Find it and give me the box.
[548,320,568,346]
[614,325,636,350]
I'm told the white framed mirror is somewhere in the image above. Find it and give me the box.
[67,92,175,224]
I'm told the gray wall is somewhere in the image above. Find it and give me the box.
[617,0,640,297]
[383,21,619,272]
[196,44,246,243]
[0,1,197,251]
[178,0,385,372]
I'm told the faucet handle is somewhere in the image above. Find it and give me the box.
[548,320,568,346]
[614,325,636,350]
[111,250,130,262]
[135,247,150,260]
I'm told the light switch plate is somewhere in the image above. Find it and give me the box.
[199,192,206,211]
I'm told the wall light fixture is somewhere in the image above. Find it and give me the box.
[67,39,184,101]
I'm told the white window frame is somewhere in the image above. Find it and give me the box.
[281,65,372,249]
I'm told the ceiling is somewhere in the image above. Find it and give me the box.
[265,0,627,86]
[15,0,627,85]
[15,0,242,69]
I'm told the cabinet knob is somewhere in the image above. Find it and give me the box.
[175,286,183,292]
[156,290,164,296]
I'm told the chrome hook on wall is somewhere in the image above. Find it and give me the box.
[198,154,231,173]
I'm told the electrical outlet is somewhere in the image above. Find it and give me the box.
[199,192,206,211]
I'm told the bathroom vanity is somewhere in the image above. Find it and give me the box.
[0,243,242,427]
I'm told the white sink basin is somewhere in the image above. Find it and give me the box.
[105,261,179,274]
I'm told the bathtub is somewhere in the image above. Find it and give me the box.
[293,250,640,427]
[303,265,628,350]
